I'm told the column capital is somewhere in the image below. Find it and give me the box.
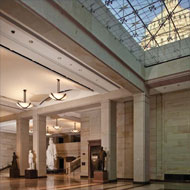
[133,93,149,104]
[101,99,111,104]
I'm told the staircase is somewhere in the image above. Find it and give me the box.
[0,165,11,178]
[66,157,81,174]
[0,164,11,172]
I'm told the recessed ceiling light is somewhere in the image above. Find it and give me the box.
[29,40,33,43]
[11,30,15,34]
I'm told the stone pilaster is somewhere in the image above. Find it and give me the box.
[16,118,29,176]
[133,93,150,183]
[33,112,46,177]
[101,100,116,181]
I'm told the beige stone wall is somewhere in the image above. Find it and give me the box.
[0,132,16,168]
[80,103,134,179]
[117,101,133,179]
[1,89,189,179]
[150,89,190,180]
[150,95,163,180]
[56,142,80,158]
[80,109,101,176]
[0,132,33,169]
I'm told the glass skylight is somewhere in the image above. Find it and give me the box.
[78,0,190,66]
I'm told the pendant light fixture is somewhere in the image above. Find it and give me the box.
[39,79,72,105]
[71,122,79,133]
[53,119,61,130]
[46,126,51,136]
[49,79,67,101]
[16,89,33,109]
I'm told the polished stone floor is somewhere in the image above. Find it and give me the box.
[1,170,190,190]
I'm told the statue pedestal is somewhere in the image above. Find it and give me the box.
[93,171,108,183]
[25,169,38,179]
[10,168,20,178]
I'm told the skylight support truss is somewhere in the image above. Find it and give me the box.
[126,0,159,48]
[162,0,181,40]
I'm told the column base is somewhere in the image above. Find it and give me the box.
[133,181,150,185]
[47,169,63,174]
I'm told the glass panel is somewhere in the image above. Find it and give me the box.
[78,0,190,66]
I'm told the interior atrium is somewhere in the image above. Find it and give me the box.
[0,0,190,190]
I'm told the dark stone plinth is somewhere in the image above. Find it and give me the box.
[93,171,108,183]
[25,169,38,179]
[10,168,20,178]
[165,174,190,182]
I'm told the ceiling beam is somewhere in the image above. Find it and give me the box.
[0,0,145,93]
[50,114,81,122]
[18,89,131,118]
[0,114,17,122]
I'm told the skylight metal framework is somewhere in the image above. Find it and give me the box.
[78,0,190,66]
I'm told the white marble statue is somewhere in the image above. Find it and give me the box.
[46,138,57,170]
[28,150,35,170]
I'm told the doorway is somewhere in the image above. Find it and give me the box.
[88,140,101,178]
[58,157,64,171]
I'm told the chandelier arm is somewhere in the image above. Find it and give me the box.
[39,96,51,105]
[62,94,67,100]
[25,103,31,109]
[59,89,72,93]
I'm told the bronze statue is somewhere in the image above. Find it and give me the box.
[11,152,19,170]
[98,147,107,171]
[10,152,20,178]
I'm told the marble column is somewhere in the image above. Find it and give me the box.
[33,112,46,177]
[101,100,116,181]
[16,118,29,176]
[133,93,150,183]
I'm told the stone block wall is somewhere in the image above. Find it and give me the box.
[56,142,80,158]
[0,132,16,168]
[150,89,190,180]
[0,132,33,169]
[80,102,134,179]
[117,101,133,179]
[80,109,101,176]
[1,89,189,179]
